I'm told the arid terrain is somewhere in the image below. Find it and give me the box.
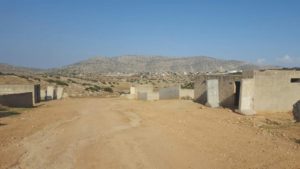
[1,98,299,169]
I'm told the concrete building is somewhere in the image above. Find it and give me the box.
[46,86,54,100]
[194,70,300,115]
[0,84,40,107]
[194,73,245,109]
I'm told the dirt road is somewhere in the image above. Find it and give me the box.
[0,98,299,169]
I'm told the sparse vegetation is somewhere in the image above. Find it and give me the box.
[103,87,113,93]
[181,82,194,89]
[46,79,69,86]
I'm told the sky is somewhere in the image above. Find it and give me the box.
[0,0,299,68]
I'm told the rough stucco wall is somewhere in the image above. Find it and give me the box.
[239,79,255,115]
[253,70,300,113]
[159,86,180,100]
[180,89,194,99]
[0,92,34,107]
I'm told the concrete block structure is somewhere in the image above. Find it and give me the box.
[194,74,245,108]
[240,70,300,114]
[159,86,180,100]
[0,92,34,107]
[40,89,46,101]
[46,86,54,100]
[0,84,40,107]
[206,79,219,108]
[55,87,64,100]
[194,70,300,115]
[179,89,194,99]
[126,85,154,100]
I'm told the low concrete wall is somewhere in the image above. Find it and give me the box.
[180,89,194,99]
[0,84,40,104]
[0,92,34,107]
[137,92,159,101]
[239,79,255,115]
[137,92,148,100]
[147,92,159,101]
[159,86,180,100]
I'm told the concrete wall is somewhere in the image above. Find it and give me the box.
[55,87,64,100]
[239,79,255,115]
[46,86,54,100]
[206,79,219,108]
[179,89,194,99]
[0,84,40,104]
[130,87,136,95]
[194,74,243,108]
[147,92,159,101]
[0,92,34,107]
[40,89,46,101]
[159,86,180,100]
[253,70,300,113]
[137,92,148,100]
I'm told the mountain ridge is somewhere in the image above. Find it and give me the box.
[0,55,275,75]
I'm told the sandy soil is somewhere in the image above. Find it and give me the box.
[0,98,300,169]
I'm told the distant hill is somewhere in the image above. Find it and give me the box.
[0,55,276,75]
[0,63,44,75]
[53,55,268,74]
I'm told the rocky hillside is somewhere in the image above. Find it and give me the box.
[53,55,261,74]
[0,63,43,75]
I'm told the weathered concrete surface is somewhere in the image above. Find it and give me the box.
[55,87,64,100]
[130,87,136,95]
[159,86,180,100]
[137,92,148,100]
[0,84,40,104]
[206,79,219,108]
[239,79,255,115]
[40,89,46,101]
[46,86,54,100]
[253,70,300,113]
[293,100,300,122]
[179,89,194,99]
[137,92,159,101]
[0,92,34,107]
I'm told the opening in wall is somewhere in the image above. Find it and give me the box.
[291,78,300,83]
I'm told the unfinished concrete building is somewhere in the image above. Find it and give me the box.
[194,70,300,115]
[0,84,41,107]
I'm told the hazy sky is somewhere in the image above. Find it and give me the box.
[0,0,299,68]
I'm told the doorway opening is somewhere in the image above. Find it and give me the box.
[234,81,241,107]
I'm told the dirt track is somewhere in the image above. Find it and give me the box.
[0,98,300,169]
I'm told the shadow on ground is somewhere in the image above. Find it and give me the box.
[0,111,21,118]
[0,123,6,126]
[294,139,300,144]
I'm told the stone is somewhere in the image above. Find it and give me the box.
[292,100,300,122]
